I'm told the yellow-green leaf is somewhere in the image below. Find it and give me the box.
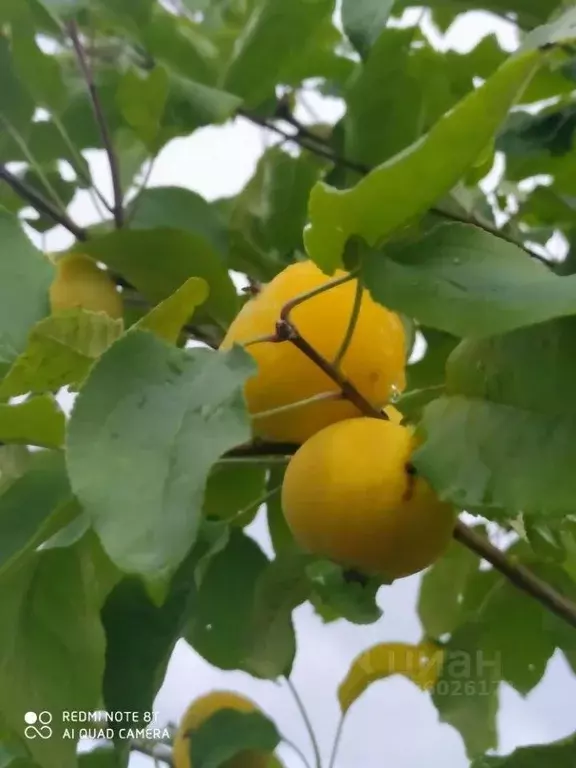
[136,276,209,344]
[338,641,444,713]
[0,395,65,448]
[305,49,542,272]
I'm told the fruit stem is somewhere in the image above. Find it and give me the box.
[285,677,323,768]
[332,277,363,371]
[327,716,346,768]
[252,392,343,421]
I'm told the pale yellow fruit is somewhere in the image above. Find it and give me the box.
[172,691,271,768]
[220,260,406,444]
[281,418,455,579]
[49,253,123,319]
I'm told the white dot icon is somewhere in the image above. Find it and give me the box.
[24,712,37,725]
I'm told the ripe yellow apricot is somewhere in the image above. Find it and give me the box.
[281,418,455,580]
[49,253,123,319]
[220,261,406,444]
[172,691,271,768]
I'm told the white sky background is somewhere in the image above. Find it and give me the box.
[34,7,576,767]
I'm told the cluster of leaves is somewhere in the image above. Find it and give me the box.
[2,0,576,767]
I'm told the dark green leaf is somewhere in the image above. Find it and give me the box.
[432,623,499,758]
[189,709,280,768]
[223,0,334,105]
[81,227,238,327]
[11,24,66,112]
[0,208,53,376]
[244,554,310,679]
[0,38,35,138]
[266,466,297,556]
[407,328,457,392]
[102,546,199,733]
[67,332,254,577]
[0,445,29,494]
[418,541,479,639]
[0,451,71,577]
[203,465,267,525]
[0,396,65,449]
[307,560,383,625]
[78,748,123,768]
[185,529,268,670]
[415,317,576,516]
[128,187,229,257]
[363,223,576,338]
[341,0,396,57]
[0,541,105,768]
[472,732,576,768]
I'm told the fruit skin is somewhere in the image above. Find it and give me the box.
[49,253,123,319]
[172,691,271,768]
[220,261,406,444]
[281,417,455,579]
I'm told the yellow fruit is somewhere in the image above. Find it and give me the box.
[49,253,123,319]
[281,417,455,579]
[220,261,406,444]
[172,691,271,768]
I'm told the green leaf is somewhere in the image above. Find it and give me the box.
[136,277,209,344]
[0,451,71,577]
[11,23,66,112]
[244,554,310,679]
[0,310,123,399]
[0,37,35,138]
[363,223,576,338]
[0,541,105,768]
[307,560,382,625]
[0,396,65,449]
[265,466,298,556]
[128,187,229,257]
[79,748,123,768]
[67,331,255,577]
[407,328,457,392]
[189,709,280,768]
[223,0,334,105]
[116,66,169,151]
[0,445,29,494]
[305,49,542,271]
[81,227,238,327]
[0,208,53,375]
[522,5,576,51]
[115,127,150,195]
[185,529,269,670]
[345,28,422,169]
[341,0,396,57]
[231,146,324,266]
[203,464,267,525]
[472,731,576,768]
[101,546,199,733]
[431,624,499,758]
[414,317,576,516]
[418,541,479,638]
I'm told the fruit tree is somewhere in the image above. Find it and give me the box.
[1,1,576,767]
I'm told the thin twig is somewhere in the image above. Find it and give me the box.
[453,521,576,629]
[333,278,363,370]
[285,677,322,768]
[0,164,88,241]
[328,716,346,768]
[67,20,124,228]
[239,109,552,266]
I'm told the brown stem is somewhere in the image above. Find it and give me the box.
[454,521,576,629]
[239,109,551,266]
[0,164,88,241]
[67,21,124,228]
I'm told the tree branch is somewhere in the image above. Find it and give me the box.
[453,521,576,629]
[67,20,124,228]
[239,109,552,266]
[0,164,88,241]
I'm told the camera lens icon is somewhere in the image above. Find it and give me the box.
[24,711,53,739]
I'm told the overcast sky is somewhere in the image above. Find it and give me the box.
[36,8,576,767]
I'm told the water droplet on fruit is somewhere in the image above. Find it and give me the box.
[390,384,401,402]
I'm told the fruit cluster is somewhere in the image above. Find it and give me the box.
[223,260,455,581]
